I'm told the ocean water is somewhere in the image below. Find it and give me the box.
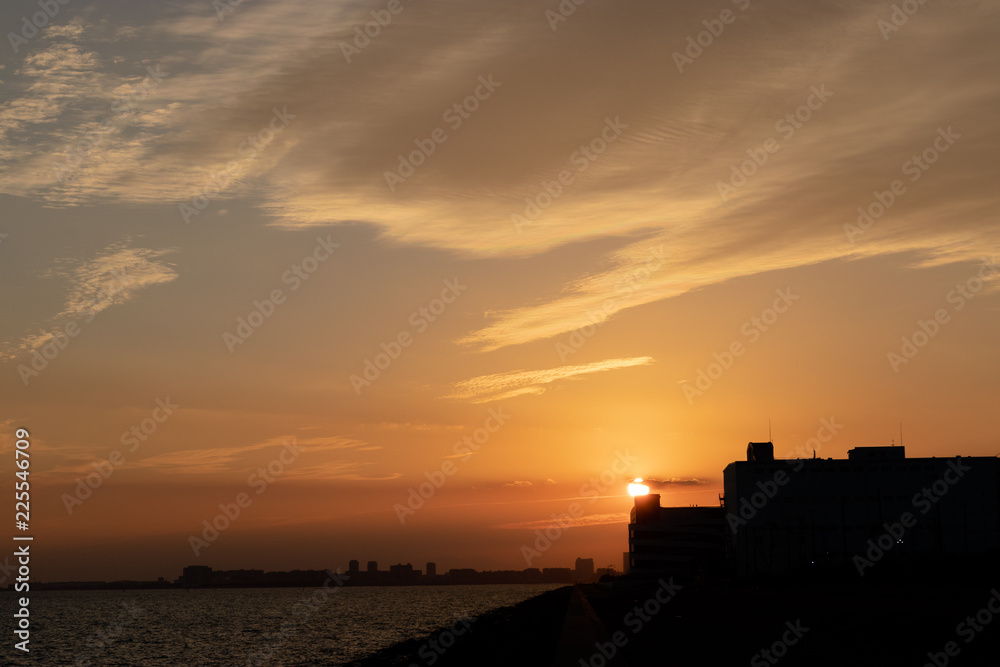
[8,584,561,666]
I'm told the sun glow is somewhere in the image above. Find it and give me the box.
[627,478,650,496]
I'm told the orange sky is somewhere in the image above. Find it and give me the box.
[1,0,999,582]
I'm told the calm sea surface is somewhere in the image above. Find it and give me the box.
[6,584,561,666]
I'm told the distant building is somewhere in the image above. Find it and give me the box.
[182,565,213,586]
[173,562,603,588]
[447,568,478,584]
[348,560,359,575]
[215,569,264,585]
[724,444,1000,576]
[573,557,595,583]
[367,560,378,573]
[260,569,326,585]
[389,563,421,584]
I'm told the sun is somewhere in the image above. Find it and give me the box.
[627,478,650,496]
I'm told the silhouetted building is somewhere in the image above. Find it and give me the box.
[724,445,1000,576]
[747,441,774,462]
[348,560,359,575]
[389,563,421,584]
[367,560,378,573]
[182,565,213,586]
[447,568,478,584]
[259,569,327,585]
[172,561,597,589]
[574,557,595,583]
[628,495,726,577]
[214,569,264,585]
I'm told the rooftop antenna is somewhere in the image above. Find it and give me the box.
[899,422,903,448]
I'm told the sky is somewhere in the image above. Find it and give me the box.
[1,0,998,582]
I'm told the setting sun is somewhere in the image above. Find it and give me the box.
[628,479,650,496]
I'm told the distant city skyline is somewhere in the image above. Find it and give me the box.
[23,556,610,589]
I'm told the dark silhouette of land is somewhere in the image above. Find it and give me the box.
[18,558,608,591]
[339,555,1000,667]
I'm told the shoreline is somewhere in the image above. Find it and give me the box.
[344,571,1000,666]
[345,586,573,667]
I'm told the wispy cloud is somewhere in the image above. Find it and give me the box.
[1,0,998,354]
[447,356,655,403]
[645,477,707,489]
[128,435,367,475]
[2,241,177,359]
[495,512,629,531]
[368,421,465,432]
[55,244,177,318]
[283,464,402,482]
